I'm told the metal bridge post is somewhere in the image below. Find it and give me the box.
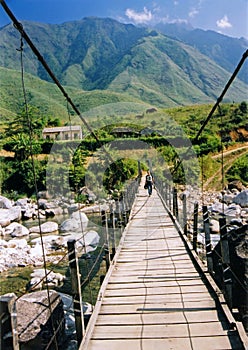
[67,239,85,343]
[138,160,142,178]
[244,257,248,332]
[165,183,169,206]
[182,193,187,235]
[101,210,111,270]
[168,185,172,211]
[109,203,116,260]
[219,217,232,310]
[202,205,213,274]
[193,202,198,251]
[0,295,19,350]
[173,187,178,220]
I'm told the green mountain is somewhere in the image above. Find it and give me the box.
[0,17,247,116]
[0,66,144,124]
[153,22,248,85]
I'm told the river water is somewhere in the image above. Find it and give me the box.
[1,212,122,302]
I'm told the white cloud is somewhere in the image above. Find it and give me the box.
[189,8,199,18]
[170,18,189,25]
[125,7,153,24]
[216,15,232,29]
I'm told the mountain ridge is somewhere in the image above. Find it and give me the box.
[0,17,247,114]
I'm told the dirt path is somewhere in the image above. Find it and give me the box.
[204,144,248,190]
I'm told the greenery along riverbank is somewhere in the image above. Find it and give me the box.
[0,101,247,199]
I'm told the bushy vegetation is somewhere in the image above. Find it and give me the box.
[226,154,248,185]
[0,101,247,199]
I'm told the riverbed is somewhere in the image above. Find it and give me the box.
[0,212,122,305]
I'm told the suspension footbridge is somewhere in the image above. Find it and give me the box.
[79,178,246,350]
[0,2,248,349]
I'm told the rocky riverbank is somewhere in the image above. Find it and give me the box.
[0,194,104,273]
[1,185,247,273]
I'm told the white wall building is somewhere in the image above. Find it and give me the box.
[42,126,82,140]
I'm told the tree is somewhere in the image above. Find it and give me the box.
[5,105,47,138]
[239,101,247,114]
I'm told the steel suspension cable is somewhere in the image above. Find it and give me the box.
[17,33,59,350]
[194,49,248,143]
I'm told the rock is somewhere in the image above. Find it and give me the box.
[7,238,28,249]
[210,219,219,233]
[27,277,43,291]
[29,221,59,234]
[82,205,101,213]
[50,236,65,249]
[67,203,79,214]
[15,198,30,206]
[233,189,248,208]
[208,202,228,214]
[228,180,244,191]
[81,230,100,247]
[225,204,241,218]
[65,230,100,254]
[0,238,7,247]
[38,198,48,209]
[29,243,46,257]
[0,225,5,236]
[59,292,92,332]
[0,207,22,227]
[222,193,235,204]
[29,269,65,289]
[37,190,50,199]
[0,195,12,209]
[15,198,37,220]
[38,200,64,217]
[16,290,65,348]
[60,211,88,233]
[79,187,97,203]
[31,235,66,250]
[45,207,64,217]
[22,208,37,220]
[60,218,81,233]
[236,239,248,259]
[71,211,88,226]
[5,222,29,237]
[229,218,243,227]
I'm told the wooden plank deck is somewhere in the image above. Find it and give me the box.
[80,179,246,350]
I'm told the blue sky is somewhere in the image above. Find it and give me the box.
[0,0,247,38]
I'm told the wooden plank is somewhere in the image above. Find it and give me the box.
[79,181,246,350]
[104,284,210,296]
[96,309,227,325]
[91,323,190,338]
[99,300,218,314]
[106,279,204,289]
[101,294,215,305]
[91,321,234,339]
[87,338,194,350]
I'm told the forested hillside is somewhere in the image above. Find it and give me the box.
[0,17,247,113]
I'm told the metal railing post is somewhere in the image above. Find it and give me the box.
[182,193,187,235]
[219,217,232,309]
[193,202,198,251]
[202,205,213,274]
[173,187,178,220]
[67,239,84,342]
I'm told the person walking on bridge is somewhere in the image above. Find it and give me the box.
[145,170,154,196]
